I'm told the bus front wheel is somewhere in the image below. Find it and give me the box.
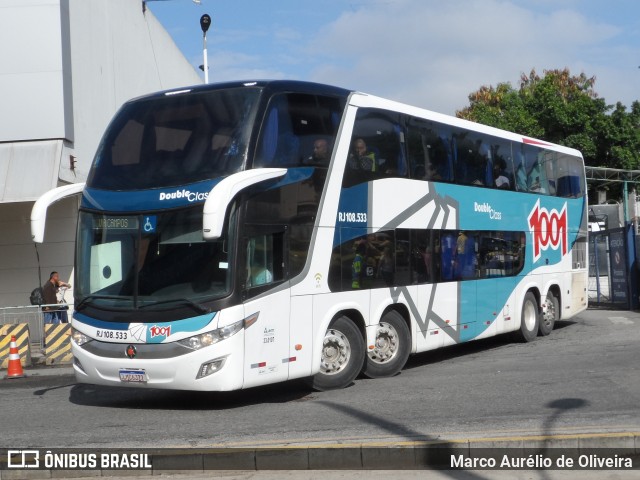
[309,316,365,391]
[517,291,540,342]
[362,310,410,379]
[539,292,559,336]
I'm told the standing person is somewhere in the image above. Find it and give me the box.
[42,271,63,324]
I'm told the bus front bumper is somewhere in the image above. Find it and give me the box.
[70,332,244,391]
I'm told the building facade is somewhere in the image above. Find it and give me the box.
[0,0,201,307]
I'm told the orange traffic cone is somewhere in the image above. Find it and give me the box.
[5,335,26,379]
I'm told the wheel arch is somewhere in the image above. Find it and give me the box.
[380,303,414,352]
[518,285,541,330]
[334,308,367,340]
[523,286,541,310]
[546,284,562,313]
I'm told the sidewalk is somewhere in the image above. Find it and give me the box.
[26,344,73,375]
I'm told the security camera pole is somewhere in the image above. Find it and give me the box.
[200,14,211,83]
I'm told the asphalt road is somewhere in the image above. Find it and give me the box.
[2,309,639,449]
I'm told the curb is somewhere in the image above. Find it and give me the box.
[160,432,640,470]
[2,432,639,478]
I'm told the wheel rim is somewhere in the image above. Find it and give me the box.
[523,299,537,331]
[320,328,351,375]
[368,321,399,364]
[543,296,556,328]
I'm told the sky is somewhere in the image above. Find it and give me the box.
[148,0,640,116]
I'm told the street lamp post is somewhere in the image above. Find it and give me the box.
[200,14,211,84]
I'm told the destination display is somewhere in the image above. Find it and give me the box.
[93,217,139,230]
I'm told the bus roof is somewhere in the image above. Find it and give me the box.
[127,79,582,159]
[128,79,353,104]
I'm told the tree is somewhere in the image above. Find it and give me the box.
[456,68,640,172]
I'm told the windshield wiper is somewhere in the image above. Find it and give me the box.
[137,298,208,315]
[76,294,125,311]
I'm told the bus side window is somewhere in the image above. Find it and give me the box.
[246,232,284,291]
[439,232,456,281]
[478,231,525,278]
[345,109,405,185]
[255,96,300,167]
[514,147,528,192]
[411,230,432,283]
[454,231,477,280]
[522,144,550,194]
[490,139,514,190]
[454,132,488,186]
[555,154,585,198]
[407,120,450,182]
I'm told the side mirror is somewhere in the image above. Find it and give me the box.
[202,168,286,240]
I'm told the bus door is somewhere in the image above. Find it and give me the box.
[241,228,291,389]
[438,230,478,342]
[478,232,525,335]
[476,233,501,338]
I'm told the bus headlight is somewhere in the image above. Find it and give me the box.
[71,328,92,346]
[177,319,244,350]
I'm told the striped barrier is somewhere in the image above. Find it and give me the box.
[0,323,32,369]
[44,324,73,365]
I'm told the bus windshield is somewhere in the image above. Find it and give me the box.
[76,205,236,312]
[87,87,262,190]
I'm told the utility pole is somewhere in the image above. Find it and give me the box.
[200,14,211,83]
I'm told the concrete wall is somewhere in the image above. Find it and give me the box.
[0,199,76,308]
[0,0,71,143]
[59,0,201,183]
[0,0,201,309]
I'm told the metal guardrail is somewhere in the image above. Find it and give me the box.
[0,304,68,346]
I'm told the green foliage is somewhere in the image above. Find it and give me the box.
[456,68,640,172]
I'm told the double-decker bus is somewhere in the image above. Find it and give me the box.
[31,80,588,391]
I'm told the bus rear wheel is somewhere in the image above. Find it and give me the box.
[539,292,559,336]
[309,316,365,391]
[517,291,539,342]
[362,310,410,379]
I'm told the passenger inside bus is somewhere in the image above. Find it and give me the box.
[305,138,332,166]
[493,157,511,189]
[348,138,379,172]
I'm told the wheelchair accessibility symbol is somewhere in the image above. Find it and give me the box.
[143,216,157,233]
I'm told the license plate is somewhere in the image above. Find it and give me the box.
[119,369,147,383]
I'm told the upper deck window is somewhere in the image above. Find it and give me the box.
[254,93,344,168]
[88,87,262,190]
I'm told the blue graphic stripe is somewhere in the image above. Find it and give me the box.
[81,169,315,213]
[73,311,217,341]
[333,182,369,247]
[82,179,223,212]
[73,312,130,330]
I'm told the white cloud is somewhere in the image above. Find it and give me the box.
[201,50,288,83]
[304,0,630,114]
[191,0,636,113]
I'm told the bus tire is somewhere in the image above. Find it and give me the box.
[362,310,410,379]
[309,316,365,391]
[539,292,559,336]
[517,291,539,342]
